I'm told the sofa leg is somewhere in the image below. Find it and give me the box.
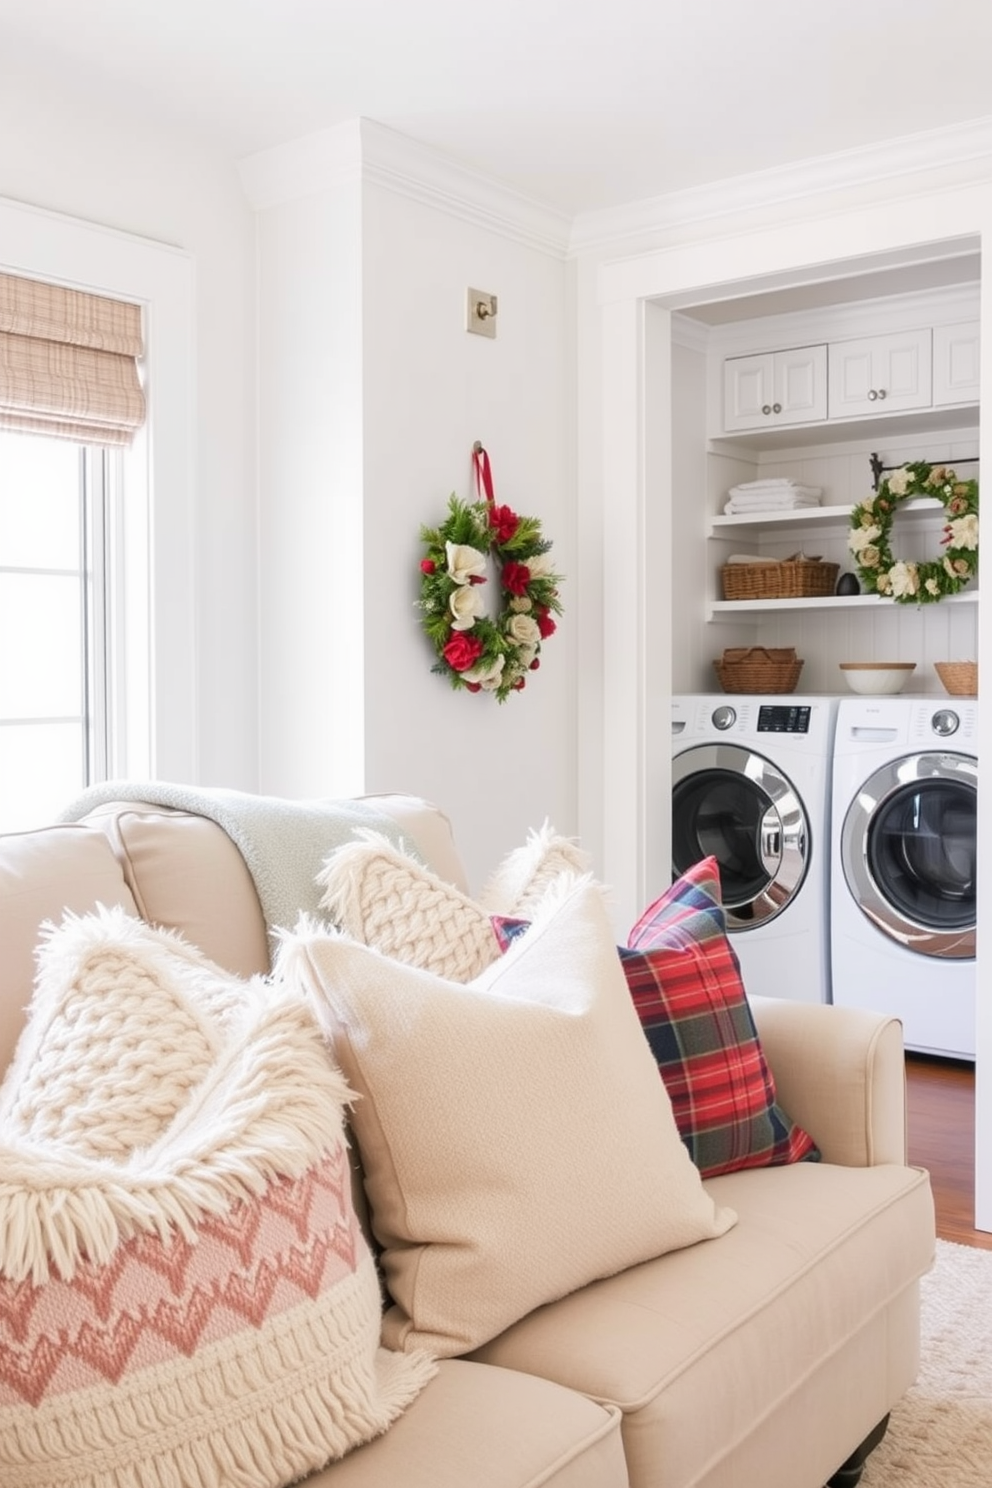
[825,1414,890,1487]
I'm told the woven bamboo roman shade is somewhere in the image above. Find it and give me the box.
[0,271,145,446]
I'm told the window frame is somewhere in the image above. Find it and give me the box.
[0,194,196,783]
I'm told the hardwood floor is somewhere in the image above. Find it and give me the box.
[905,1053,992,1250]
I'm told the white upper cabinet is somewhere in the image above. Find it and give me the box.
[932,321,980,407]
[827,328,932,418]
[722,345,827,432]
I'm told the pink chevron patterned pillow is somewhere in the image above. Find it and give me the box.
[0,907,435,1486]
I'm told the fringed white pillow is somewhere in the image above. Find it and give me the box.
[476,820,591,917]
[317,821,591,983]
[0,907,436,1488]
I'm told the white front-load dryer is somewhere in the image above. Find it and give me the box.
[830,695,977,1059]
[671,694,838,1004]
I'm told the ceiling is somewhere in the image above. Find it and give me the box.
[2,0,992,218]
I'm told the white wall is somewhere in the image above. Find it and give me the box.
[0,70,259,789]
[243,124,576,893]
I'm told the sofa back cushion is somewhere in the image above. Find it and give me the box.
[85,803,272,977]
[0,823,137,1080]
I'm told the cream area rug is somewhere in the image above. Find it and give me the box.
[861,1239,992,1486]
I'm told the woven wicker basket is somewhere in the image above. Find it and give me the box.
[720,560,839,602]
[713,647,804,695]
[934,661,978,697]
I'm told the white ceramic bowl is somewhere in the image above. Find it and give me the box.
[839,662,916,695]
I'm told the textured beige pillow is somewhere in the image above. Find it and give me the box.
[0,907,436,1486]
[317,829,500,981]
[278,875,737,1357]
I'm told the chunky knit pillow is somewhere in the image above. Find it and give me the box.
[317,829,501,981]
[317,822,589,982]
[0,907,435,1488]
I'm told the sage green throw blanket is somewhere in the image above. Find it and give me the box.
[60,781,415,938]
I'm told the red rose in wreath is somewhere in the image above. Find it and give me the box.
[442,632,484,672]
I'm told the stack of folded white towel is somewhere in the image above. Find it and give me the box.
[725,478,822,514]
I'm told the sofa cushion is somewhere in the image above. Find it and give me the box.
[302,1359,628,1488]
[470,1160,935,1488]
[84,802,272,977]
[278,875,736,1358]
[0,907,436,1487]
[0,822,138,1080]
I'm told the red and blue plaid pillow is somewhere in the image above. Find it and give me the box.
[493,857,818,1179]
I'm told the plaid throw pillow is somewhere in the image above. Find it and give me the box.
[493,857,818,1179]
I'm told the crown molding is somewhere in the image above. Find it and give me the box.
[238,116,571,258]
[569,115,992,256]
[358,119,570,257]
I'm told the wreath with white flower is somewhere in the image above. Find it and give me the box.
[848,461,979,604]
[417,449,563,701]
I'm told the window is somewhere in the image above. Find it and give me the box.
[0,196,195,817]
[0,432,123,829]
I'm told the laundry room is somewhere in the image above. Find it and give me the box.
[660,249,980,1062]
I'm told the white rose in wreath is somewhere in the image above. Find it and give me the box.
[848,523,882,555]
[463,654,505,690]
[507,612,541,647]
[887,468,913,496]
[449,583,485,630]
[525,551,556,579]
[445,541,488,585]
[947,514,979,551]
[888,560,920,599]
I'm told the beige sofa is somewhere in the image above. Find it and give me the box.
[0,792,936,1488]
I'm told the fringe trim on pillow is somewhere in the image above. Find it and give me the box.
[0,986,357,1286]
[0,1257,438,1488]
[476,821,592,917]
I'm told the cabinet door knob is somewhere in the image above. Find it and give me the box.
[877,388,887,400]
[868,389,878,401]
[772,402,782,414]
[762,404,772,415]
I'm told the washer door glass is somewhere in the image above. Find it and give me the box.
[671,744,808,928]
[842,753,977,959]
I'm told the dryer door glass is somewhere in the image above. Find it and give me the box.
[671,745,808,929]
[868,779,976,931]
[841,752,977,959]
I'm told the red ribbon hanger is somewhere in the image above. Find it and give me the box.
[472,440,495,505]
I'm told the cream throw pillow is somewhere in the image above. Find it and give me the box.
[278,875,737,1357]
[0,907,436,1487]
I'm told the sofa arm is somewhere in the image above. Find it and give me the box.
[750,997,908,1168]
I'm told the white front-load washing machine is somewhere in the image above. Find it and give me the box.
[830,695,977,1059]
[671,694,838,1004]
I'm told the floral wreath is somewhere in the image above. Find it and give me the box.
[848,461,979,604]
[416,445,563,701]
